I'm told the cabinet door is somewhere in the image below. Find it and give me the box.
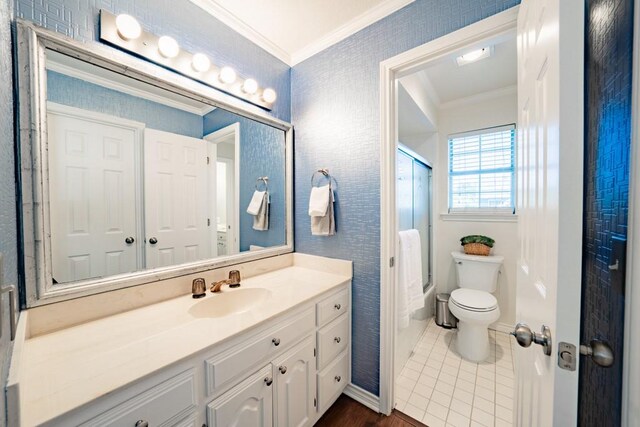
[207,365,273,427]
[273,337,316,427]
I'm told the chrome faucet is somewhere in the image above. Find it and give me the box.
[211,270,242,293]
[192,278,206,298]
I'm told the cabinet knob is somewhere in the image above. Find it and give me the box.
[279,365,287,374]
[334,303,341,310]
[148,237,158,245]
[334,336,341,343]
[272,338,280,346]
[125,236,135,244]
[264,377,273,386]
[135,421,149,427]
[334,375,342,382]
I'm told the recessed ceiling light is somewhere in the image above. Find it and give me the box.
[456,47,492,66]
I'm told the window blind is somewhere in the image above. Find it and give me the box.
[448,124,515,212]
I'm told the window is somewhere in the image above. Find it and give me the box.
[448,124,515,213]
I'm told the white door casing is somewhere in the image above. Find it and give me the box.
[48,105,142,283]
[144,129,209,269]
[515,1,584,425]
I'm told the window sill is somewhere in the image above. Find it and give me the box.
[440,213,518,223]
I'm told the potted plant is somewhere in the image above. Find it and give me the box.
[460,235,495,256]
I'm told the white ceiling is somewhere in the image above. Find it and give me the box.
[417,37,517,106]
[398,84,435,140]
[189,0,414,65]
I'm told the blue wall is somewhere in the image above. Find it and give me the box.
[204,109,286,251]
[47,71,204,138]
[291,0,520,395]
[16,0,291,122]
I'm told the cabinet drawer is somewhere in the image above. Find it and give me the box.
[316,288,349,326]
[317,314,349,370]
[205,308,314,395]
[81,369,196,427]
[317,351,349,413]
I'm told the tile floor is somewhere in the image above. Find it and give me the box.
[395,318,515,427]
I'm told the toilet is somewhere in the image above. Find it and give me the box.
[448,251,503,362]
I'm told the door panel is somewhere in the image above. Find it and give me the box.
[515,1,584,425]
[144,129,209,269]
[48,111,139,283]
[579,0,634,424]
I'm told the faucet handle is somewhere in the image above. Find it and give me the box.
[192,278,206,298]
[228,270,241,287]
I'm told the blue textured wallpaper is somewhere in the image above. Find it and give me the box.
[580,0,633,424]
[291,0,520,395]
[0,0,16,423]
[47,71,204,138]
[15,0,291,122]
[203,109,286,251]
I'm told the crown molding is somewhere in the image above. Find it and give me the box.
[188,0,292,65]
[439,84,517,110]
[290,0,415,65]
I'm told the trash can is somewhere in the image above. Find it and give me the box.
[435,293,457,329]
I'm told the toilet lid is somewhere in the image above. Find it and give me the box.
[450,289,498,312]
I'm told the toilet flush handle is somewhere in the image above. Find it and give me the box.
[510,323,552,356]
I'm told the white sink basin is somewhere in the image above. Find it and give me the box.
[188,288,272,318]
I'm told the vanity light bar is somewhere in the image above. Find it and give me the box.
[99,10,276,110]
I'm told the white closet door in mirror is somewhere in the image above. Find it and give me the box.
[144,129,209,269]
[48,108,140,283]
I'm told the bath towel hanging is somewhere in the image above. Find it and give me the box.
[310,169,336,236]
[398,229,425,329]
[247,177,270,231]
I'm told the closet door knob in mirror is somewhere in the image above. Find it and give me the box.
[125,237,135,245]
[148,237,158,245]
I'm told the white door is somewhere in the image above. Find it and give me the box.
[207,365,274,427]
[48,109,139,283]
[273,337,316,427]
[515,0,584,425]
[144,129,209,269]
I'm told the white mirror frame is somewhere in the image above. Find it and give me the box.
[16,20,294,307]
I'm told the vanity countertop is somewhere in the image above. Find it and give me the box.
[14,255,352,426]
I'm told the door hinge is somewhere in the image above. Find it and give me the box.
[389,257,395,267]
[313,397,317,407]
[207,218,210,226]
[314,348,316,357]
[207,156,210,164]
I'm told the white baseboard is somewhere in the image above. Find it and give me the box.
[490,322,514,334]
[343,383,380,413]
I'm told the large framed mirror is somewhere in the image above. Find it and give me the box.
[16,20,293,306]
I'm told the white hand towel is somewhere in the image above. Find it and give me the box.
[311,188,335,236]
[397,229,424,329]
[252,191,269,231]
[247,190,265,215]
[308,184,330,217]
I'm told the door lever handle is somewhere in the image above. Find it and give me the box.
[510,323,552,356]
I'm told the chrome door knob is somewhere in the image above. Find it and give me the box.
[580,340,614,367]
[510,323,552,356]
[148,237,158,245]
[134,421,149,427]
[272,338,280,346]
[264,377,273,386]
[279,365,287,374]
[125,236,135,244]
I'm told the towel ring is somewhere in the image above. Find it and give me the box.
[311,169,337,188]
[255,176,269,191]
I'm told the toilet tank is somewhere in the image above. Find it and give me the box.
[451,251,504,292]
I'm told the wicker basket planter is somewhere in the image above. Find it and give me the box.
[463,242,491,256]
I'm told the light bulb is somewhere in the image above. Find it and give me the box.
[262,88,277,103]
[219,67,237,84]
[461,48,486,61]
[115,14,142,41]
[242,78,258,94]
[158,36,180,58]
[192,53,211,72]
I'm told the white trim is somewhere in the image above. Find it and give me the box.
[290,0,415,65]
[378,6,519,416]
[187,0,291,65]
[188,0,414,66]
[623,0,640,425]
[343,384,380,413]
[47,55,215,116]
[440,213,517,223]
[204,122,241,255]
[439,85,517,110]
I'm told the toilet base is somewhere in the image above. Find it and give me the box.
[455,320,491,362]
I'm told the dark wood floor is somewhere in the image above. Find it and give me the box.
[315,395,427,427]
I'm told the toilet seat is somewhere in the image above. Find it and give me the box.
[450,289,497,312]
